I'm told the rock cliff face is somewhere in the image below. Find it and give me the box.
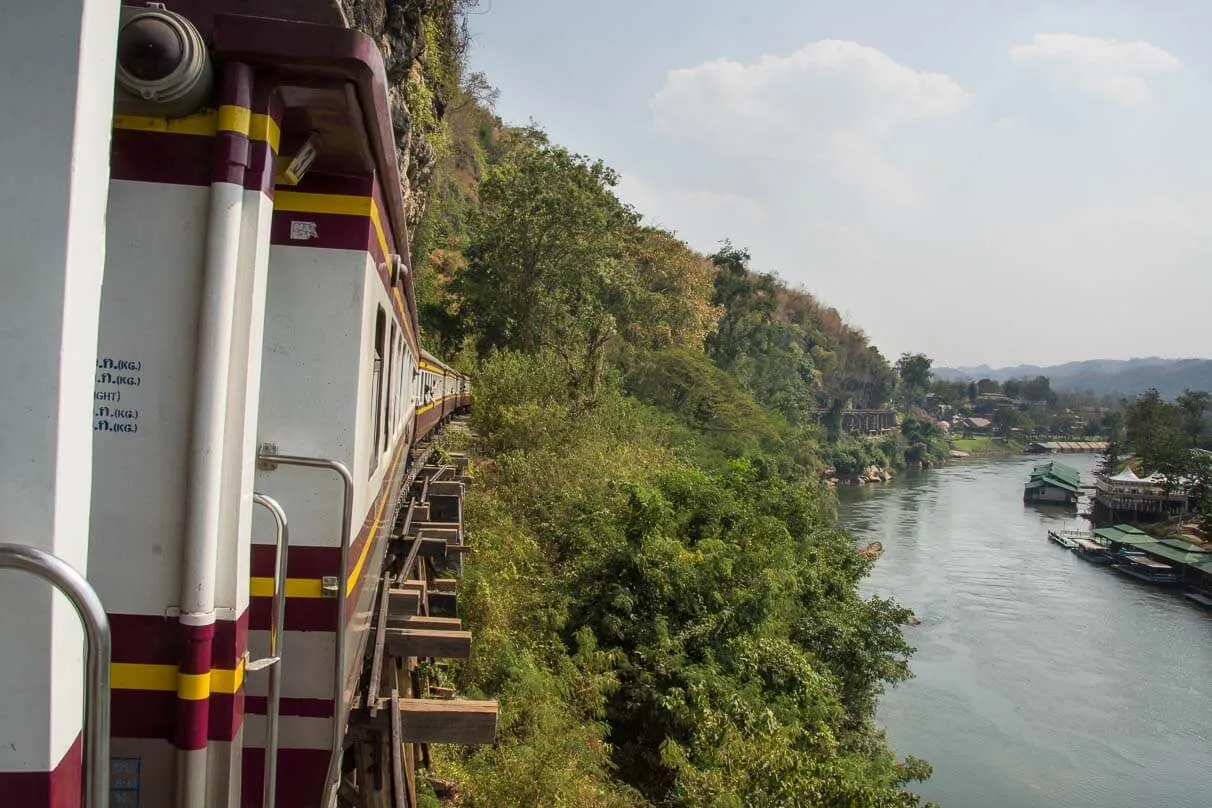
[336,0,451,230]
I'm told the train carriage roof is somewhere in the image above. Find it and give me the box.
[419,348,465,378]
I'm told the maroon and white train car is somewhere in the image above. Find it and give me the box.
[0,2,470,807]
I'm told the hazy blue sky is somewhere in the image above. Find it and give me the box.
[465,1,1212,367]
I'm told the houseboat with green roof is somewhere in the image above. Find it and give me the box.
[1095,524,1212,590]
[1024,460,1081,506]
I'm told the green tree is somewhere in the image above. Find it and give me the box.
[459,127,640,396]
[622,227,722,351]
[1097,410,1126,477]
[976,378,1000,396]
[1021,375,1057,405]
[704,243,780,371]
[895,353,933,408]
[1125,388,1187,473]
[993,405,1031,438]
[1176,389,1210,447]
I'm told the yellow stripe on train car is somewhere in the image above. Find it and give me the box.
[110,659,245,696]
[248,576,326,599]
[113,106,281,153]
[345,442,407,597]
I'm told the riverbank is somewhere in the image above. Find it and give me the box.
[949,436,1025,457]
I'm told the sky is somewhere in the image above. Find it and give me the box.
[463,0,1212,368]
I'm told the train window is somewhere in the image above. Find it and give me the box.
[395,334,404,428]
[370,306,386,478]
[385,321,396,446]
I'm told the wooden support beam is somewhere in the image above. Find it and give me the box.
[430,578,457,594]
[428,591,457,616]
[445,544,471,555]
[428,686,455,699]
[355,742,375,808]
[389,588,420,617]
[408,524,458,544]
[386,628,472,659]
[428,481,464,498]
[416,537,448,560]
[388,615,463,632]
[389,689,407,808]
[398,499,417,542]
[395,698,498,745]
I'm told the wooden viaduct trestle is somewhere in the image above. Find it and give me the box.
[807,409,898,435]
[341,419,496,806]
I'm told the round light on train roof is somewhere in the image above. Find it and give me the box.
[114,5,212,118]
[117,16,183,82]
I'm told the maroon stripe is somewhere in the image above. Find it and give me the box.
[111,128,274,199]
[226,61,253,113]
[209,691,245,743]
[109,611,247,668]
[415,408,440,442]
[270,211,370,251]
[246,138,277,195]
[249,544,340,578]
[111,129,213,186]
[112,690,175,740]
[179,623,216,675]
[176,696,210,751]
[246,695,335,718]
[0,733,82,808]
[241,747,332,808]
[112,690,243,742]
[215,609,250,670]
[109,612,179,666]
[212,129,250,186]
[247,82,283,196]
[250,596,338,633]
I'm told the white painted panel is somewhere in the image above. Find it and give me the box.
[89,181,210,613]
[0,0,120,772]
[246,629,337,700]
[255,245,363,550]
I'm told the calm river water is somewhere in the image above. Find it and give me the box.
[836,454,1212,808]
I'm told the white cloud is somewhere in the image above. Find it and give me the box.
[615,174,767,254]
[1079,196,1195,229]
[1010,34,1179,106]
[649,40,970,202]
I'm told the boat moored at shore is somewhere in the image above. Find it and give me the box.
[1112,550,1180,585]
[1073,538,1112,564]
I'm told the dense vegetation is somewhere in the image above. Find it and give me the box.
[1103,388,1212,534]
[406,18,937,806]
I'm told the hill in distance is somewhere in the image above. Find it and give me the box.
[934,357,1212,399]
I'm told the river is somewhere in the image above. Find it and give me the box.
[836,454,1212,808]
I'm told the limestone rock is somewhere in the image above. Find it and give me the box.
[338,0,446,231]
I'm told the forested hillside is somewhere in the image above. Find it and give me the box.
[937,358,1212,399]
[397,6,936,805]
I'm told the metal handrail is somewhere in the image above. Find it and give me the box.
[254,451,354,806]
[0,543,111,808]
[250,493,289,808]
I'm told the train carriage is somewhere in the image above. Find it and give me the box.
[0,2,481,807]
